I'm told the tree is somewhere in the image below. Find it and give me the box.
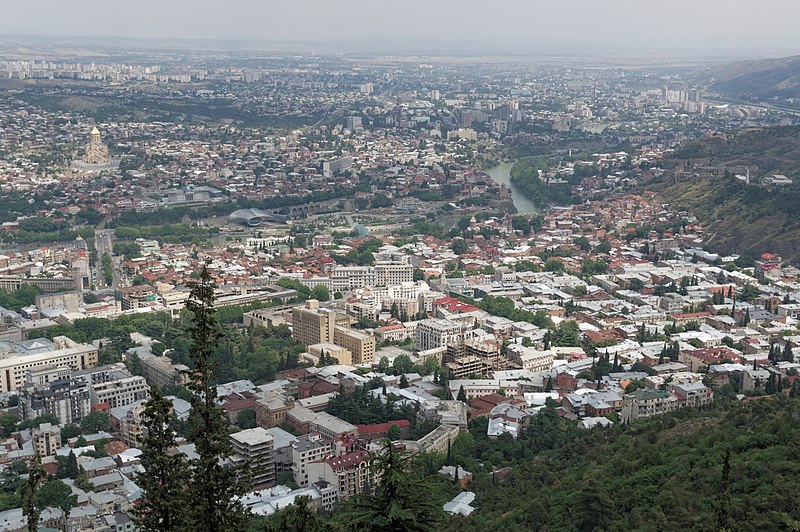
[21,453,45,532]
[456,385,467,402]
[80,411,110,434]
[263,495,325,532]
[134,386,190,531]
[451,238,468,255]
[56,452,79,480]
[60,424,81,441]
[310,285,330,302]
[784,343,794,363]
[236,408,257,429]
[334,440,445,531]
[387,424,402,441]
[183,266,251,531]
[34,479,76,516]
[399,375,410,389]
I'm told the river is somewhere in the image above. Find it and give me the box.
[485,162,539,215]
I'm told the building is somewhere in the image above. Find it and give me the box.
[621,389,679,423]
[141,356,189,389]
[507,345,555,372]
[255,391,293,429]
[118,285,157,311]
[306,449,376,503]
[230,428,276,489]
[32,422,61,457]
[333,326,375,365]
[415,319,469,352]
[18,369,91,425]
[0,336,98,393]
[308,344,352,366]
[292,300,336,346]
[292,433,335,487]
[119,403,147,447]
[90,375,149,409]
[83,127,111,165]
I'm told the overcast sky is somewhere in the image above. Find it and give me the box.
[1,1,798,55]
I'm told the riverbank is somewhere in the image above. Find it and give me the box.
[484,162,539,215]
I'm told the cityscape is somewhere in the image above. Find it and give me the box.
[0,2,800,531]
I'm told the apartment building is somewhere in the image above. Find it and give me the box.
[306,450,377,502]
[292,432,335,487]
[19,369,91,425]
[230,428,276,489]
[415,319,468,352]
[90,375,149,409]
[32,422,61,457]
[621,389,679,423]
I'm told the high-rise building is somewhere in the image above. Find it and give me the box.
[415,319,469,351]
[333,326,375,365]
[229,428,275,489]
[292,300,336,347]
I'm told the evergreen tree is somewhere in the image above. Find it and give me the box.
[22,453,45,532]
[456,385,467,402]
[133,386,190,531]
[183,266,251,531]
[335,441,445,531]
[716,449,732,531]
[784,343,794,363]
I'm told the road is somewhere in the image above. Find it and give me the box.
[94,229,122,289]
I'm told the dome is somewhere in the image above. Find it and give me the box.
[228,208,288,226]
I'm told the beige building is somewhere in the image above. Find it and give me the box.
[0,336,98,393]
[229,428,275,489]
[292,300,336,347]
[308,343,352,366]
[90,375,149,409]
[333,326,375,365]
[32,422,61,457]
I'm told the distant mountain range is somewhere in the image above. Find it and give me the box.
[706,55,800,99]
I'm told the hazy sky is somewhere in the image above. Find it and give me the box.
[2,0,798,55]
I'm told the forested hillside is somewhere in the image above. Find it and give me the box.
[649,126,800,262]
[458,397,800,531]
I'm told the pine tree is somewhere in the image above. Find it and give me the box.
[183,266,251,532]
[133,386,190,531]
[336,441,445,531]
[784,343,794,363]
[456,385,467,402]
[22,453,45,532]
[716,449,732,532]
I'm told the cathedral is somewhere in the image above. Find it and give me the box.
[70,126,118,174]
[84,126,111,164]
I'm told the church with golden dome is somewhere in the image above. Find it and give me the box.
[84,126,111,165]
[70,126,119,174]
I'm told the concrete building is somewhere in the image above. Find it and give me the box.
[32,422,61,457]
[19,369,91,425]
[230,428,276,489]
[0,336,98,393]
[90,375,149,409]
[292,432,335,487]
[141,356,189,389]
[333,326,375,365]
[306,449,376,503]
[621,389,679,423]
[292,300,336,347]
[415,319,469,351]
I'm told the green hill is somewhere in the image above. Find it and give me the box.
[459,397,800,531]
[706,55,800,101]
[649,126,800,262]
